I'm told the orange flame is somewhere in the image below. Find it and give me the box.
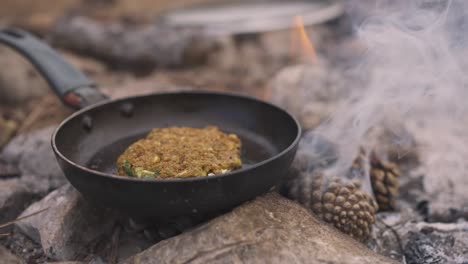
[291,15,318,64]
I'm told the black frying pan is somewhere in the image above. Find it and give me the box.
[0,29,301,220]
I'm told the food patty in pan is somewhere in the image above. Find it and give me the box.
[116,126,242,179]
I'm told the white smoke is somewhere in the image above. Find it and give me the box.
[297,0,468,189]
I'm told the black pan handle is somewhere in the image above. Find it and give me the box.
[0,28,108,109]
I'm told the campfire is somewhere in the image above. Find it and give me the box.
[1,1,468,264]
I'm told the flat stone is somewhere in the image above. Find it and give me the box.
[16,184,117,261]
[1,126,67,194]
[124,193,396,264]
[0,179,37,225]
[373,212,468,263]
[0,245,24,264]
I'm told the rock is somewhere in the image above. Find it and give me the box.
[2,128,164,262]
[269,64,341,131]
[0,126,66,230]
[0,245,24,264]
[0,179,37,225]
[15,184,117,261]
[124,193,396,264]
[0,161,20,179]
[113,222,156,263]
[372,211,468,263]
[0,46,49,105]
[1,126,67,194]
[2,228,48,263]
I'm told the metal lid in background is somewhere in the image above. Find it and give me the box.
[162,0,344,36]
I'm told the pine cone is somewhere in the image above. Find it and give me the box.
[373,124,420,168]
[370,154,401,211]
[348,147,368,178]
[287,172,378,242]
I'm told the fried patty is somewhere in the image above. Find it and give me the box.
[116,126,242,179]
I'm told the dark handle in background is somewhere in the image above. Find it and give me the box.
[0,28,108,109]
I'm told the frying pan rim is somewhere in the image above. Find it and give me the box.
[51,90,302,183]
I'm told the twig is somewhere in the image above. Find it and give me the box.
[376,216,405,260]
[0,207,49,229]
[18,96,52,133]
[0,162,20,179]
[0,233,11,238]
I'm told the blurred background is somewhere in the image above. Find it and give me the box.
[0,0,350,149]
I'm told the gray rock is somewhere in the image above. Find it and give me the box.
[0,179,37,224]
[2,228,49,263]
[0,46,48,105]
[124,193,397,264]
[114,224,155,262]
[1,126,67,194]
[269,64,341,131]
[0,245,24,264]
[16,184,117,261]
[373,212,468,263]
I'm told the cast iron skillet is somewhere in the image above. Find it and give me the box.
[0,28,301,220]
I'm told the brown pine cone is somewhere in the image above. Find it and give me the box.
[348,147,368,179]
[287,172,378,243]
[373,124,420,168]
[370,153,401,211]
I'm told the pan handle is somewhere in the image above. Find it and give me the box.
[0,28,108,109]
